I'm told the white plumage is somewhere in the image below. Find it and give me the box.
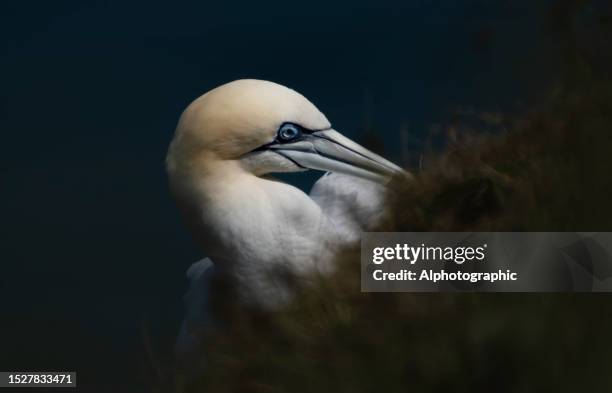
[166,80,407,353]
[311,172,389,244]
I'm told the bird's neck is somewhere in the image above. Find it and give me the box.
[169,156,245,237]
[170,156,338,308]
[174,156,332,249]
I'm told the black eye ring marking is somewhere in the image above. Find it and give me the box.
[247,123,332,154]
[277,123,303,142]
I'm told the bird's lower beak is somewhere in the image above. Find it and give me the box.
[269,129,406,183]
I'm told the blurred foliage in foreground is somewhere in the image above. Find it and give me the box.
[166,1,612,392]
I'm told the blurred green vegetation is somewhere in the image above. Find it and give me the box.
[166,1,612,392]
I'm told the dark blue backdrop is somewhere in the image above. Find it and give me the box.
[0,1,560,390]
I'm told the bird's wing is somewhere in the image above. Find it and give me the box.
[175,258,216,356]
[309,172,387,244]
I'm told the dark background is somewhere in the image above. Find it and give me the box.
[0,0,579,391]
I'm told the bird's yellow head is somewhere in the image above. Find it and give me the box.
[167,79,403,182]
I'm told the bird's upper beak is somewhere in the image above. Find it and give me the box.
[268,129,406,184]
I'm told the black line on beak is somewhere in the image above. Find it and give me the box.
[274,151,307,169]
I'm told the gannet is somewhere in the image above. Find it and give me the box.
[166,80,405,323]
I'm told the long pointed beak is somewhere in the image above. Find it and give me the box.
[268,129,407,183]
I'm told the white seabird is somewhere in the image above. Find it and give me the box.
[166,80,407,350]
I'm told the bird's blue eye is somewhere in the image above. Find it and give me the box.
[278,123,302,142]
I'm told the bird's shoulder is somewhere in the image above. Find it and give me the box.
[309,172,388,242]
